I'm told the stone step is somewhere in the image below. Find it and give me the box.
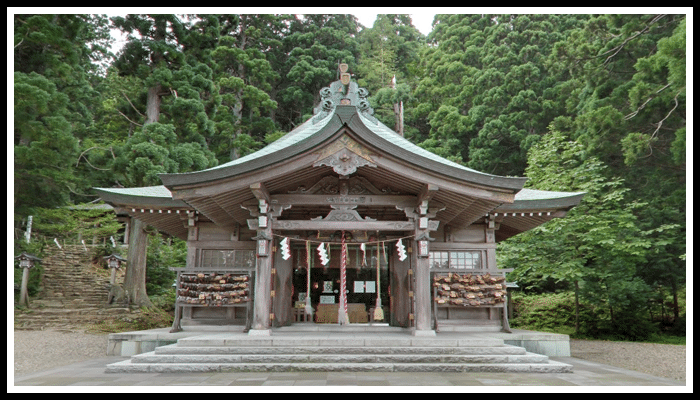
[105,331,574,374]
[131,352,549,365]
[106,359,573,373]
[174,335,507,348]
[154,344,529,356]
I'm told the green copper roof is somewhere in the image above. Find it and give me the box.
[98,78,583,214]
[496,188,586,211]
[159,79,527,191]
[93,185,188,208]
[206,109,336,172]
[355,110,484,175]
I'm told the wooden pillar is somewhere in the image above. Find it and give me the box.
[390,249,411,327]
[485,214,497,269]
[413,237,435,335]
[273,241,293,327]
[249,198,273,335]
[250,240,272,334]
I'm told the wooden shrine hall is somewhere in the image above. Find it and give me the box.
[95,69,584,337]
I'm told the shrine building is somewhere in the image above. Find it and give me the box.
[95,72,584,337]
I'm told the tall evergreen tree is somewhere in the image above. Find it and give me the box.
[274,14,361,129]
[109,14,218,187]
[413,14,588,174]
[14,14,112,215]
[548,14,686,323]
[356,14,425,135]
[202,14,283,161]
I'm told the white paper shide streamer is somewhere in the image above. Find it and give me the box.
[396,239,407,261]
[280,237,291,260]
[317,242,329,265]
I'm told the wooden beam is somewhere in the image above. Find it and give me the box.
[417,184,439,208]
[269,193,417,208]
[250,182,270,204]
[269,219,417,231]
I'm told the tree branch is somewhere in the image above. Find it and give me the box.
[602,14,667,66]
[117,109,143,127]
[122,91,145,117]
[76,146,113,170]
[624,83,671,120]
[650,88,684,140]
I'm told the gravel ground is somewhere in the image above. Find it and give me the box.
[13,329,686,382]
[569,339,686,381]
[13,329,110,376]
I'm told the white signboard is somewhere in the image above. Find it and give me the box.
[320,295,335,304]
[354,281,365,293]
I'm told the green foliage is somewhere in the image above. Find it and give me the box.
[14,15,113,213]
[511,291,682,341]
[31,204,122,243]
[276,14,360,128]
[510,292,596,335]
[413,14,589,176]
[145,235,186,295]
[500,127,667,339]
[14,71,79,214]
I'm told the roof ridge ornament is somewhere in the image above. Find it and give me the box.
[312,64,378,125]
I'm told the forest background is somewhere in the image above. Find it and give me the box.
[12,11,689,342]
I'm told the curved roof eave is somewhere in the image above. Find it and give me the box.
[496,188,586,212]
[158,110,341,188]
[348,107,527,191]
[159,105,527,193]
[93,186,189,209]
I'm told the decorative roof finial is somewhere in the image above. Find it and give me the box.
[339,63,350,86]
[312,64,378,125]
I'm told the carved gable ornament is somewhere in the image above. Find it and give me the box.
[313,134,377,176]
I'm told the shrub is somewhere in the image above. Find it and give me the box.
[510,291,597,335]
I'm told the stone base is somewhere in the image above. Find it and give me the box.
[247,329,271,336]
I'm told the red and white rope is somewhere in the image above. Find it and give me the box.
[338,231,349,325]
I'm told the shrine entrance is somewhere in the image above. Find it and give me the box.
[290,241,391,325]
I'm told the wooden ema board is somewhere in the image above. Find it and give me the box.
[431,272,511,333]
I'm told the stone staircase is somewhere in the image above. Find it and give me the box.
[14,245,135,331]
[105,326,573,373]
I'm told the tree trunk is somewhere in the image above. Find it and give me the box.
[670,277,680,320]
[124,217,153,308]
[574,280,580,334]
[229,17,248,162]
[390,76,404,136]
[146,85,162,124]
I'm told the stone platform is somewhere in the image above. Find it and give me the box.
[105,324,572,373]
